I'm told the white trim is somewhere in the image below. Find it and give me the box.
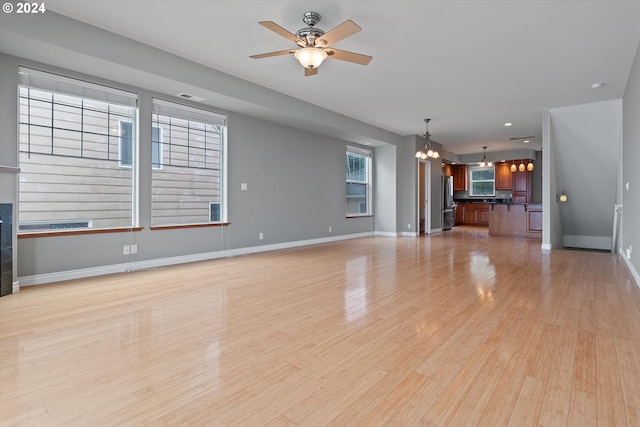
[346,145,372,157]
[402,231,419,237]
[541,243,552,253]
[374,231,399,237]
[18,232,374,286]
[12,281,19,293]
[621,254,640,289]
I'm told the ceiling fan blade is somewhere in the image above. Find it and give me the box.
[325,48,372,65]
[250,49,295,59]
[316,20,361,47]
[304,67,319,77]
[259,21,305,46]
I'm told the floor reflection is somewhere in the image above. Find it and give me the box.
[344,256,369,323]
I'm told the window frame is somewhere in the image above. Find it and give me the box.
[150,98,227,227]
[346,146,372,217]
[119,122,163,170]
[469,164,496,197]
[17,67,139,234]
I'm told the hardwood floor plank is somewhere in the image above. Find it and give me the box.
[1,228,639,426]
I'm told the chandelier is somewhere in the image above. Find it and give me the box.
[478,146,492,167]
[415,118,440,159]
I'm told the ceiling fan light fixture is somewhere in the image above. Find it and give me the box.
[294,47,327,69]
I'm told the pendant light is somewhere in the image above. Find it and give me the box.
[478,146,492,167]
[415,118,440,159]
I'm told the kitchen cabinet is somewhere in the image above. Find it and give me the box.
[512,168,531,203]
[443,163,452,177]
[452,165,467,191]
[460,203,490,226]
[495,162,512,191]
[454,203,465,225]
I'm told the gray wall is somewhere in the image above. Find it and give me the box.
[0,10,411,284]
[374,145,397,234]
[0,53,377,280]
[622,42,640,277]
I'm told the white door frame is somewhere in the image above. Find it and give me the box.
[418,160,431,235]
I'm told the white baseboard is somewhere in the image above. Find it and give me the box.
[541,243,552,253]
[374,231,400,237]
[401,231,419,237]
[563,235,612,251]
[12,281,19,293]
[621,254,640,290]
[18,232,374,286]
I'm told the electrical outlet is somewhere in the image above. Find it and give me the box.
[407,223,411,229]
[329,226,332,232]
[259,232,263,240]
[130,244,137,254]
[123,245,130,255]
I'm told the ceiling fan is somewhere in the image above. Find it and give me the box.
[250,11,372,76]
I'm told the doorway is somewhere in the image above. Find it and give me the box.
[418,160,431,235]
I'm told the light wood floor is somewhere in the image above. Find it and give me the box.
[2,227,640,426]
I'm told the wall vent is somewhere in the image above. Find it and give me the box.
[177,93,205,102]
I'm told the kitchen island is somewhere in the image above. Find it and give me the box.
[488,203,542,238]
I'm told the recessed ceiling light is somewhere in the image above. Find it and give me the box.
[524,140,530,143]
[591,83,604,89]
[504,122,512,127]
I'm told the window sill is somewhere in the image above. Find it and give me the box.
[150,222,230,231]
[18,227,143,239]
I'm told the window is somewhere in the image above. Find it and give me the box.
[346,146,372,216]
[18,67,138,232]
[469,165,495,197]
[151,99,226,226]
[120,123,162,169]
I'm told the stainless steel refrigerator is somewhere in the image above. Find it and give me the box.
[442,176,454,230]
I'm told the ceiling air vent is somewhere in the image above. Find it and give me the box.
[177,92,205,102]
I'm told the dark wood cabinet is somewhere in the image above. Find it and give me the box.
[459,203,489,226]
[454,203,465,225]
[495,162,512,191]
[512,168,531,203]
[452,165,467,191]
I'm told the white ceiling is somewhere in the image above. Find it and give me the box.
[29,1,640,155]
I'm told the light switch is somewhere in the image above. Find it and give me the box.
[241,183,248,191]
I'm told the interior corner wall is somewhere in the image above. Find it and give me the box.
[542,111,562,249]
[621,40,640,283]
[374,145,397,234]
[549,99,622,251]
[398,135,418,234]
